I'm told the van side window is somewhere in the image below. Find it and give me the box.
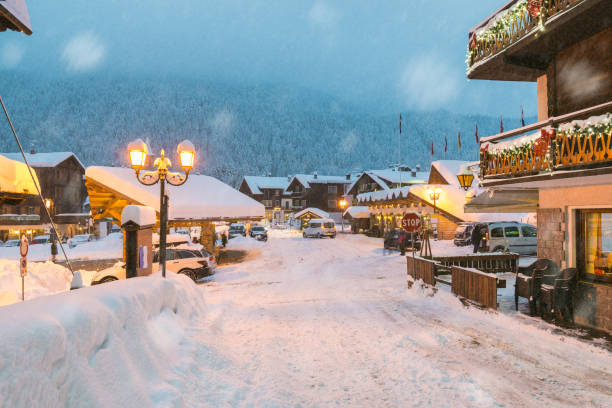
[491,227,504,238]
[504,226,519,237]
[521,226,537,237]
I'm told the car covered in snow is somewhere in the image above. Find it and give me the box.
[303,219,336,239]
[68,234,93,248]
[228,223,246,238]
[31,235,50,245]
[91,247,216,284]
[249,225,268,240]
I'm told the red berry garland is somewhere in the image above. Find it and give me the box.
[527,0,542,17]
[532,128,555,157]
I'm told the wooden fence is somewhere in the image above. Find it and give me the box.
[433,254,518,274]
[451,266,503,310]
[406,256,438,286]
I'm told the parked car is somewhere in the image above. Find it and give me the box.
[2,239,20,247]
[228,223,246,238]
[483,222,537,255]
[249,225,268,241]
[453,222,476,246]
[91,247,216,284]
[384,228,421,251]
[303,219,336,238]
[31,235,50,244]
[68,234,93,248]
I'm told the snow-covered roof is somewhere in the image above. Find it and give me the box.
[369,169,429,185]
[0,0,32,35]
[344,206,370,219]
[121,205,156,227]
[293,207,329,219]
[1,152,84,170]
[242,176,290,195]
[291,174,353,189]
[0,154,40,195]
[431,160,469,186]
[86,166,264,221]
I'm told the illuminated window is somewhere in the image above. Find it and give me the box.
[579,210,612,283]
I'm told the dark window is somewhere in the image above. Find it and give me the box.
[521,226,537,237]
[274,200,280,207]
[491,227,503,238]
[301,200,307,207]
[504,226,519,237]
[328,185,337,194]
[328,200,336,208]
[293,199,300,207]
[178,250,197,259]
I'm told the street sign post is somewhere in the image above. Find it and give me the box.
[402,213,422,279]
[19,235,28,301]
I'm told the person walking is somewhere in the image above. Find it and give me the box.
[471,223,482,254]
[399,229,407,256]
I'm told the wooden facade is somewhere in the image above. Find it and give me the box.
[285,176,351,215]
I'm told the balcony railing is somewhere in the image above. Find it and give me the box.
[468,0,582,69]
[480,102,612,180]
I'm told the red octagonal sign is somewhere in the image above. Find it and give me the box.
[401,213,421,233]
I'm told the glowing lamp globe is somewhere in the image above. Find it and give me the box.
[128,138,148,170]
[177,139,196,171]
[338,198,348,208]
[456,164,475,191]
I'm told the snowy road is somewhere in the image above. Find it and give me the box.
[182,231,611,407]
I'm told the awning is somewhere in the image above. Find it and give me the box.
[0,0,32,35]
[464,189,538,213]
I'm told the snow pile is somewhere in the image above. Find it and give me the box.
[293,207,329,219]
[121,205,156,227]
[0,260,72,306]
[0,273,205,407]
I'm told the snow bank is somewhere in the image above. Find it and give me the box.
[0,273,205,407]
[0,153,40,195]
[0,260,72,306]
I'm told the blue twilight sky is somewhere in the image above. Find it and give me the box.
[0,0,536,117]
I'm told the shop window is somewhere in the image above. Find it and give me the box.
[504,226,519,237]
[579,210,612,283]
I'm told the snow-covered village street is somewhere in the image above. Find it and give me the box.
[181,231,611,407]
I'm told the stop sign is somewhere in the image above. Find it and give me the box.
[401,213,421,232]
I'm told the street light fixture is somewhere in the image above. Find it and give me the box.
[427,187,442,213]
[128,138,196,278]
[338,198,348,232]
[456,164,475,191]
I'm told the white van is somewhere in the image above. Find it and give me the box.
[303,218,336,239]
[485,222,537,255]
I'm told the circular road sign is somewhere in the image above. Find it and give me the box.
[401,213,422,233]
[20,235,29,258]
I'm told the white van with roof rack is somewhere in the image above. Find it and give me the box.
[303,218,336,239]
[483,221,537,255]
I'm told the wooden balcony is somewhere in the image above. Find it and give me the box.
[479,102,612,185]
[467,0,611,81]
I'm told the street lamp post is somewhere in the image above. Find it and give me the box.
[456,164,475,191]
[128,138,195,278]
[338,198,348,232]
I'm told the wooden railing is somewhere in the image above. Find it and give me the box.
[480,102,612,179]
[433,254,519,274]
[451,266,502,310]
[406,256,438,286]
[469,0,582,68]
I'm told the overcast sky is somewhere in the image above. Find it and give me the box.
[1,0,536,117]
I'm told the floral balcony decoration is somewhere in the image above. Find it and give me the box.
[481,113,612,179]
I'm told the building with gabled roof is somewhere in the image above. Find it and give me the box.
[239,175,292,221]
[285,173,354,222]
[0,0,31,35]
[346,165,429,197]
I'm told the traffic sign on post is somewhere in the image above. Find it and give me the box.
[401,212,422,233]
[20,234,29,258]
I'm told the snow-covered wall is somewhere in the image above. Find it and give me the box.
[0,273,205,407]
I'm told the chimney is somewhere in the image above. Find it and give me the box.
[411,170,416,177]
[346,173,351,180]
[415,164,421,172]
[30,148,36,155]
[287,175,292,181]
[313,172,318,179]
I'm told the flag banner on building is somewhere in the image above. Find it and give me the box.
[521,106,525,127]
[500,115,504,133]
[431,141,434,156]
[475,122,479,144]
[457,130,462,149]
[444,136,448,153]
[399,113,402,135]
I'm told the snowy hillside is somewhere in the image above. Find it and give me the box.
[0,74,533,186]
